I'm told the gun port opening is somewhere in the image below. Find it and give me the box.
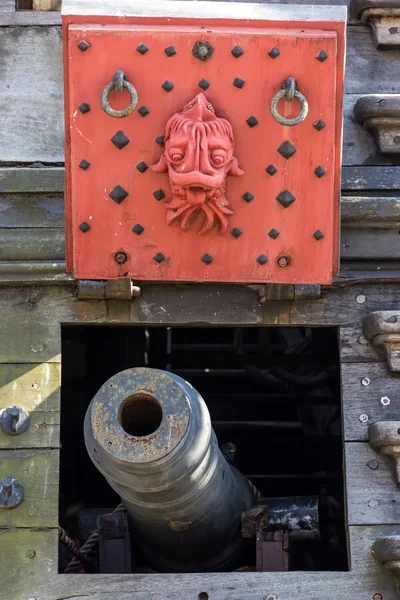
[119,394,163,436]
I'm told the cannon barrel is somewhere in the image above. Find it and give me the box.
[84,367,255,572]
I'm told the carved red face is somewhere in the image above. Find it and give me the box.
[152,93,243,235]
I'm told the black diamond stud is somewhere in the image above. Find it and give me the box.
[233,77,245,89]
[165,45,177,57]
[162,80,174,92]
[192,41,214,61]
[154,252,165,263]
[313,119,326,131]
[231,227,243,239]
[314,166,326,178]
[316,50,328,62]
[136,43,149,55]
[79,159,90,170]
[277,140,297,159]
[231,46,244,58]
[268,47,280,59]
[111,130,130,149]
[313,230,324,241]
[276,190,296,208]
[155,135,165,146]
[79,221,91,233]
[132,224,145,235]
[138,106,150,117]
[77,40,90,52]
[268,228,280,239]
[198,78,210,90]
[257,254,268,265]
[246,116,259,128]
[242,191,254,203]
[201,253,213,265]
[266,164,278,176]
[136,161,148,173]
[78,102,91,114]
[109,185,129,204]
[153,189,166,201]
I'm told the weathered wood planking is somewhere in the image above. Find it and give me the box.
[342,362,399,441]
[0,261,72,285]
[341,228,400,260]
[0,194,64,228]
[0,229,64,261]
[346,442,400,525]
[0,449,58,527]
[342,166,400,190]
[0,364,60,449]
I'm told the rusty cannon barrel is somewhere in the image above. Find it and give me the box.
[84,367,255,572]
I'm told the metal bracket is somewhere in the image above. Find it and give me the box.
[372,536,400,594]
[97,511,132,573]
[369,421,400,483]
[354,95,400,154]
[364,311,400,372]
[352,0,400,48]
[78,279,141,300]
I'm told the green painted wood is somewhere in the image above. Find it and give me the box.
[0,363,60,449]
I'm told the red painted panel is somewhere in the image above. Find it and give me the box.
[64,23,343,284]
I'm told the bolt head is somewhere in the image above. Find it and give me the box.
[153,189,166,201]
[359,413,369,423]
[266,164,278,176]
[231,46,244,58]
[111,130,130,150]
[361,377,371,386]
[138,106,150,117]
[278,256,290,268]
[26,549,36,559]
[132,224,144,235]
[161,80,174,93]
[314,166,326,178]
[242,191,255,203]
[164,45,177,57]
[313,119,326,131]
[79,159,90,171]
[268,228,280,240]
[246,116,259,128]
[233,77,245,89]
[313,230,324,241]
[136,161,148,173]
[153,252,165,264]
[257,254,268,265]
[78,221,91,233]
[316,49,328,62]
[155,135,165,146]
[198,78,210,91]
[109,185,129,204]
[268,47,280,59]
[368,499,379,508]
[114,252,128,264]
[78,102,91,114]
[277,140,297,159]
[201,253,213,265]
[77,40,90,52]
[356,294,366,304]
[380,396,390,406]
[231,227,243,239]
[193,41,214,61]
[136,43,149,55]
[368,460,379,470]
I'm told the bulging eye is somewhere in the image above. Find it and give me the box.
[169,149,185,163]
[210,149,227,166]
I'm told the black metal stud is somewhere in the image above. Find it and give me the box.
[266,164,278,176]
[198,78,210,91]
[155,135,165,146]
[79,222,91,233]
[201,253,213,265]
[78,102,91,114]
[136,161,148,173]
[164,45,177,57]
[242,192,254,203]
[313,230,324,241]
[138,106,150,117]
[136,43,149,55]
[162,80,174,93]
[231,46,244,58]
[79,159,90,170]
[277,140,297,159]
[316,50,328,62]
[314,166,326,178]
[233,77,245,89]
[276,190,296,208]
[154,252,165,263]
[268,47,280,59]
[246,116,259,128]
[77,40,90,52]
[313,119,326,131]
[132,224,145,235]
[153,189,166,201]
[256,254,268,265]
[231,227,243,239]
[109,185,129,204]
[192,41,214,62]
[111,131,130,149]
[268,228,280,239]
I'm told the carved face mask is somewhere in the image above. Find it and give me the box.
[152,93,244,235]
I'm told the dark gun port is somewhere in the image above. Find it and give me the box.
[59,325,347,573]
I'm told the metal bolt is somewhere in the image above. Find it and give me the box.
[356,294,366,304]
[266,596,276,600]
[381,396,391,406]
[394,136,400,144]
[198,46,208,57]
[373,594,383,600]
[278,256,289,268]
[362,377,371,386]
[26,549,36,559]
[114,252,128,265]
[359,414,369,423]
[368,460,379,470]
[344,240,351,248]
[0,476,24,509]
[1,405,30,435]
[368,499,379,508]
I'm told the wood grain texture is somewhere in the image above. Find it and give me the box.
[342,166,400,190]
[0,363,60,449]
[341,228,400,259]
[340,323,384,363]
[0,194,64,228]
[346,442,400,525]
[33,0,61,9]
[0,229,64,261]
[0,168,64,193]
[0,261,72,286]
[0,449,58,527]
[342,362,399,441]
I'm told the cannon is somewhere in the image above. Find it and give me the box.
[84,367,256,572]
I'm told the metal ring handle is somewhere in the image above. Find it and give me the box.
[270,86,308,127]
[100,70,138,118]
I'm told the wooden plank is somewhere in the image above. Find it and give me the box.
[33,0,61,9]
[0,194,64,228]
[0,261,72,286]
[341,196,400,223]
[341,228,400,260]
[0,449,58,527]
[0,11,61,25]
[340,323,384,363]
[342,166,400,190]
[0,168,64,193]
[342,362,399,441]
[0,364,60,449]
[346,442,400,525]
[0,0,15,11]
[0,229,64,261]
[349,524,400,573]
